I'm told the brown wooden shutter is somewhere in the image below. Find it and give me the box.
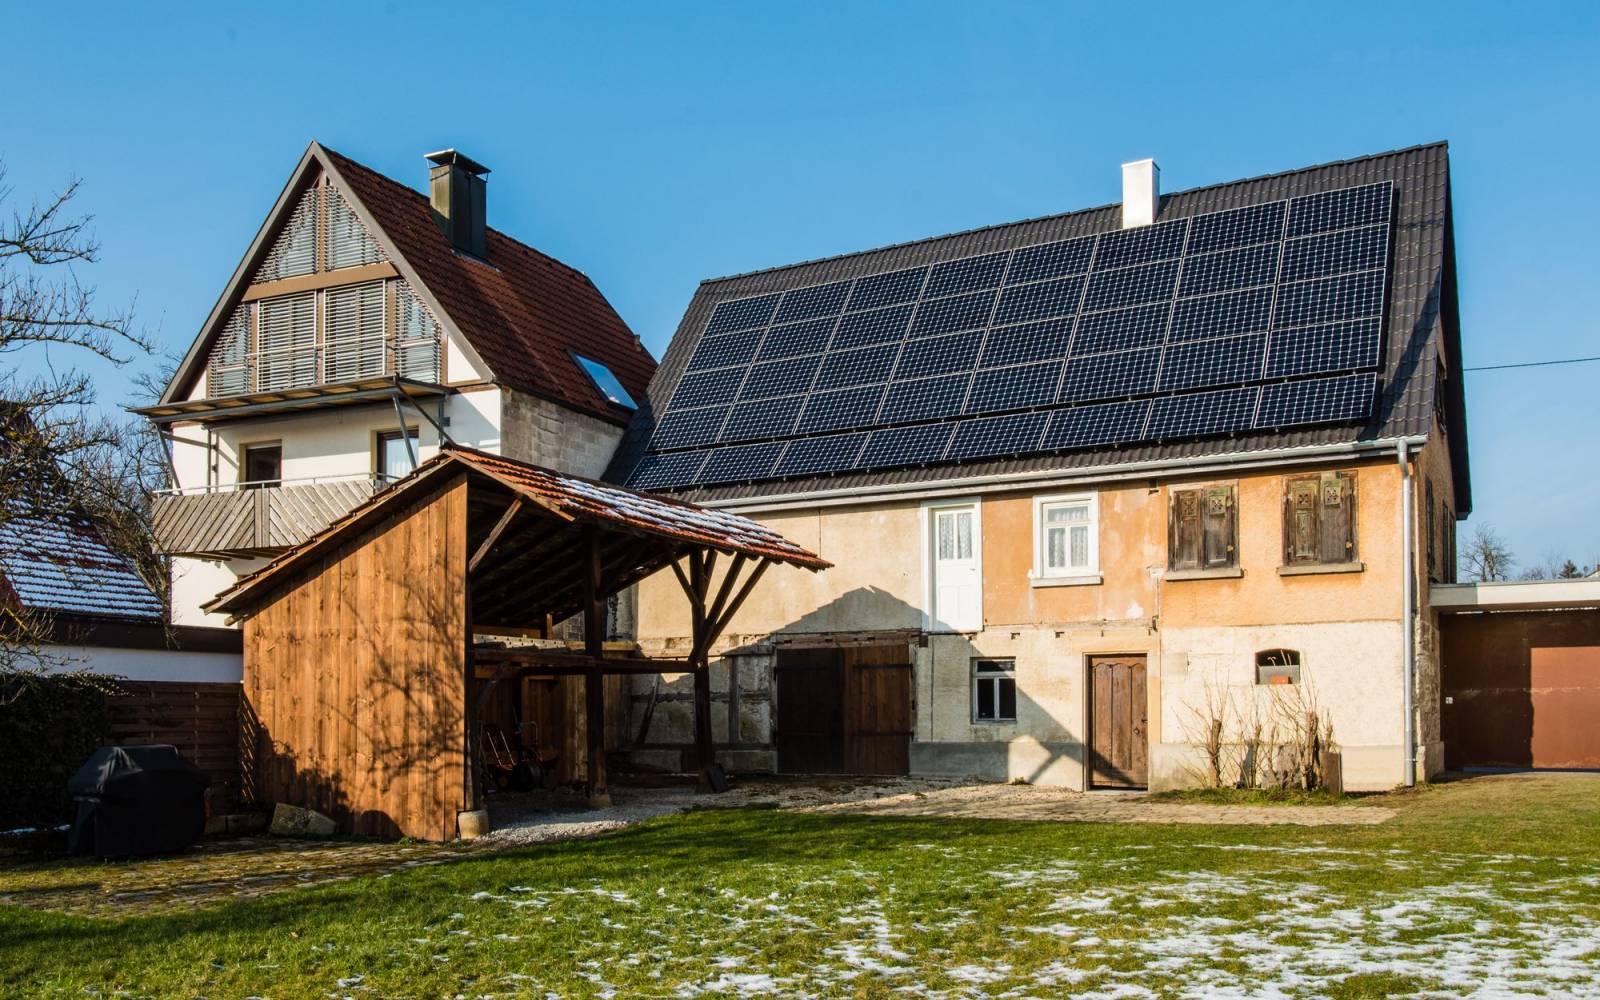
[1320,471,1356,564]
[1201,485,1237,569]
[1169,488,1202,571]
[1284,476,1321,564]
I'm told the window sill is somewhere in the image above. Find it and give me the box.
[1278,561,1364,577]
[1165,567,1243,581]
[1030,573,1103,589]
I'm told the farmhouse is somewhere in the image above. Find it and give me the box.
[608,144,1471,791]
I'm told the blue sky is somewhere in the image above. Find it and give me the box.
[7,2,1598,568]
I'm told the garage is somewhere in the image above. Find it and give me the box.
[1435,580,1600,770]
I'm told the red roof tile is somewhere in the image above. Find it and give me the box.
[322,147,657,426]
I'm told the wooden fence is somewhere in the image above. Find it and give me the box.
[108,681,242,806]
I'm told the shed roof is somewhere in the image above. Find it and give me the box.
[205,445,828,618]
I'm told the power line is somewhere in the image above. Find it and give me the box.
[1465,355,1600,372]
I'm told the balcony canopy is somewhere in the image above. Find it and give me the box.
[131,376,448,426]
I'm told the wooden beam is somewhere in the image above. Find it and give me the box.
[582,526,609,805]
[468,497,524,573]
[707,558,770,641]
[703,553,748,635]
[473,658,688,679]
[472,647,692,673]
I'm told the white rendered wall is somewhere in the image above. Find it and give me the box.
[42,644,242,683]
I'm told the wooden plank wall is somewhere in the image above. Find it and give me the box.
[242,475,468,841]
[109,680,241,804]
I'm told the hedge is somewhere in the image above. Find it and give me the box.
[0,672,115,829]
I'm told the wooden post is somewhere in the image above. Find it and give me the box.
[686,553,715,787]
[582,527,611,806]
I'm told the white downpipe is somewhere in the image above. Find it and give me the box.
[1399,440,1416,788]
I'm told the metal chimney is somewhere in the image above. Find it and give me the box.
[425,149,490,258]
[1121,158,1159,229]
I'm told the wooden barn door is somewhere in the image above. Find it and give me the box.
[776,648,844,774]
[1088,655,1148,788]
[843,644,913,775]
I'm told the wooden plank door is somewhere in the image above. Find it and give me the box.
[1088,655,1148,788]
[843,644,913,775]
[775,648,845,774]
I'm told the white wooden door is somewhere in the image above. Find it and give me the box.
[931,505,980,631]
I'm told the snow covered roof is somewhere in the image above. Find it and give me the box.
[0,513,164,622]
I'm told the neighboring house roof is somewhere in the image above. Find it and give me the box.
[206,445,829,617]
[161,142,656,426]
[0,513,164,622]
[608,143,1469,511]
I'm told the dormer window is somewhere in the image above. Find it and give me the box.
[573,354,636,409]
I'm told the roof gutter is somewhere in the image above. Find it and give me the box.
[692,436,1431,514]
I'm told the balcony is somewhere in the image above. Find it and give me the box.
[153,474,386,558]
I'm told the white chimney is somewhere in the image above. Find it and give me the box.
[1121,158,1159,228]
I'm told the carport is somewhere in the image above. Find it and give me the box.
[206,445,827,840]
[1434,579,1600,770]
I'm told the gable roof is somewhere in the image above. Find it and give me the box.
[608,143,1469,512]
[0,514,164,622]
[206,444,828,618]
[162,142,656,426]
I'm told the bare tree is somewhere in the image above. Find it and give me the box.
[1460,524,1515,582]
[1,162,152,684]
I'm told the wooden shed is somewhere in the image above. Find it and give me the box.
[206,446,827,840]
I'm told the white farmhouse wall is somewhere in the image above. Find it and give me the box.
[43,644,242,683]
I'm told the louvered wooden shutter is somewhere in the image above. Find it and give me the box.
[1200,485,1236,569]
[1321,472,1356,564]
[325,186,385,270]
[391,281,442,381]
[207,308,251,397]
[256,188,319,282]
[324,282,386,382]
[1284,476,1321,564]
[1169,488,1203,571]
[256,292,317,390]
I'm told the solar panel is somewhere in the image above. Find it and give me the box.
[721,396,804,442]
[910,290,996,337]
[834,305,913,348]
[1264,318,1382,378]
[687,328,762,371]
[698,442,785,484]
[1146,386,1260,439]
[879,375,970,423]
[992,275,1084,325]
[1007,237,1094,283]
[1040,399,1151,450]
[705,294,778,336]
[1256,372,1376,428]
[639,180,1396,490]
[947,411,1050,461]
[980,317,1075,367]
[860,423,954,468]
[775,281,850,323]
[758,318,835,360]
[651,406,727,450]
[894,331,983,379]
[926,252,1009,297]
[814,344,899,389]
[796,385,886,434]
[848,267,926,310]
[1059,348,1160,403]
[1169,287,1273,343]
[775,432,869,477]
[966,361,1062,414]
[1157,334,1267,392]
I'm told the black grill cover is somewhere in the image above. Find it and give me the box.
[67,745,209,858]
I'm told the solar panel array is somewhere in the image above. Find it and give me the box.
[629,182,1393,491]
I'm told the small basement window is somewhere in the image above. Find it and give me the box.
[972,658,1017,723]
[573,354,637,409]
[1255,649,1302,686]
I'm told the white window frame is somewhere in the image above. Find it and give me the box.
[919,497,983,633]
[1031,492,1101,586]
[972,658,1017,724]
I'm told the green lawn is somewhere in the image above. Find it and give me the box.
[3,776,1599,998]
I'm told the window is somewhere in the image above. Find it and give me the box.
[973,659,1017,722]
[573,354,637,409]
[323,282,387,383]
[1033,494,1098,581]
[256,187,318,281]
[1425,478,1437,581]
[1443,503,1456,583]
[377,429,420,481]
[393,281,444,381]
[324,186,385,270]
[926,501,982,631]
[1282,472,1358,567]
[1169,484,1237,572]
[242,444,282,489]
[1255,649,1301,685]
[256,292,317,391]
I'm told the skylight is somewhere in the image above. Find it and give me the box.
[573,354,636,409]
